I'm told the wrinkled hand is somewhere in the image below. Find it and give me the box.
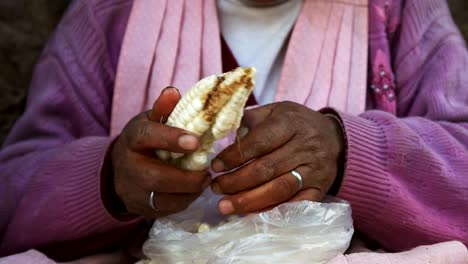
[210,101,345,215]
[110,87,211,218]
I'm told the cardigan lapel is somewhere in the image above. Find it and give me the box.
[111,0,222,136]
[146,0,185,110]
[111,0,167,136]
[276,0,369,115]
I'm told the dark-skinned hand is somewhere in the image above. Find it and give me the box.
[109,87,211,218]
[210,101,345,215]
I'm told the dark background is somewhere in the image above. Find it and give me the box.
[0,0,467,145]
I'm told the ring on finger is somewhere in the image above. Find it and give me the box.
[291,170,303,191]
[149,191,160,212]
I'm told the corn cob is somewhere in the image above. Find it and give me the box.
[156,67,256,171]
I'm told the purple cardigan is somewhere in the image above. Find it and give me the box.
[0,0,467,260]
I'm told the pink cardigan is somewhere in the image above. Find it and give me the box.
[0,0,467,262]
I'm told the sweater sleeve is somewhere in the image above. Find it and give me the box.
[0,0,139,258]
[333,0,468,251]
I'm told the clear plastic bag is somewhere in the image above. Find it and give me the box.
[142,195,353,264]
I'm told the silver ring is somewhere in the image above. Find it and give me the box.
[149,191,159,211]
[291,170,303,190]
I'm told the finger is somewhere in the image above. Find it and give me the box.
[151,192,200,214]
[288,188,323,203]
[212,115,295,172]
[211,143,308,195]
[125,120,199,152]
[148,86,181,122]
[217,169,305,215]
[130,153,211,193]
[240,103,275,129]
[234,103,283,140]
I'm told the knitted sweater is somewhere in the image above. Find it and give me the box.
[0,0,467,261]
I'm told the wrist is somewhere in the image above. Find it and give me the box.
[326,114,346,157]
[101,138,134,219]
[324,112,347,196]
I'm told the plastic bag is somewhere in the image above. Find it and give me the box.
[142,196,353,264]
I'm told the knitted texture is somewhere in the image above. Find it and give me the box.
[0,0,139,260]
[337,0,468,251]
[0,0,467,261]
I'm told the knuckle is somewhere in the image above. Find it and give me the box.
[252,134,273,152]
[135,123,151,147]
[142,167,163,190]
[234,196,247,209]
[274,178,294,200]
[292,152,308,165]
[253,159,276,182]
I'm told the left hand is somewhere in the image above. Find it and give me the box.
[210,101,345,215]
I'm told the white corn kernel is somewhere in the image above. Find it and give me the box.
[197,223,211,233]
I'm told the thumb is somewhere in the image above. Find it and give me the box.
[148,86,181,122]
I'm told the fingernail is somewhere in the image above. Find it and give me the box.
[161,86,179,95]
[178,135,198,150]
[211,159,225,172]
[161,86,172,95]
[219,200,234,215]
[211,182,222,194]
[238,126,249,138]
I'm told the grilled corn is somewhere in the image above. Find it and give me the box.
[157,67,256,171]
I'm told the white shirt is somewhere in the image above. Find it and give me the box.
[217,0,303,104]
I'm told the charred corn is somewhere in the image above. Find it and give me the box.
[156,67,256,171]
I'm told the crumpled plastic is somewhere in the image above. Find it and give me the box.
[142,195,354,264]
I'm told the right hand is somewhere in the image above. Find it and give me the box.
[110,87,211,218]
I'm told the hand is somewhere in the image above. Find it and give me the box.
[210,101,345,215]
[109,87,211,218]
